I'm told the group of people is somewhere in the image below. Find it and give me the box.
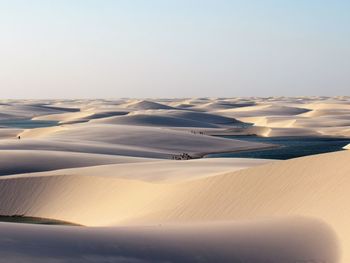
[190,130,205,135]
[172,153,193,160]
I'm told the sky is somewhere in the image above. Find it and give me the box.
[0,0,349,98]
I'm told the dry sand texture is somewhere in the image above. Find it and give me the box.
[0,97,349,263]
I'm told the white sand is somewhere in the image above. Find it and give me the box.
[0,150,155,176]
[0,217,338,263]
[0,124,273,159]
[0,150,348,261]
[0,97,349,263]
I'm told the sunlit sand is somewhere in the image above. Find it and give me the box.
[0,97,349,262]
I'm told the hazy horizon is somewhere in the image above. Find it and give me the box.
[1,0,349,98]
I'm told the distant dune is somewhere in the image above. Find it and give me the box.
[0,124,272,159]
[121,99,175,110]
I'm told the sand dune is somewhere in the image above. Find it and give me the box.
[300,109,350,118]
[0,217,338,263]
[266,127,321,137]
[0,103,78,119]
[95,114,220,128]
[0,150,349,261]
[2,123,272,158]
[120,100,175,110]
[18,125,68,138]
[0,150,348,225]
[207,98,350,137]
[10,97,350,138]
[239,116,297,128]
[216,104,310,117]
[1,97,350,263]
[129,109,238,124]
[34,110,129,124]
[33,157,274,183]
[303,102,350,111]
[0,128,22,139]
[33,110,95,122]
[0,150,153,176]
[192,100,256,111]
[94,109,240,128]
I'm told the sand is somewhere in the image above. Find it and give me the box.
[0,218,338,263]
[0,97,349,263]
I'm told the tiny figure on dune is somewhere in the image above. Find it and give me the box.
[17,136,21,140]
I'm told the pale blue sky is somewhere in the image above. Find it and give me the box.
[0,0,349,98]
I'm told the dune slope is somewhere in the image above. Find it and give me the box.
[0,218,338,263]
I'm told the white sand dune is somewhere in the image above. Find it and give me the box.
[192,100,256,111]
[127,109,238,124]
[0,217,338,263]
[1,97,350,263]
[230,116,322,137]
[31,157,274,183]
[95,114,220,128]
[207,98,350,137]
[0,150,154,176]
[0,150,349,261]
[120,99,175,110]
[300,108,350,118]
[216,104,310,117]
[3,124,272,158]
[0,103,79,119]
[33,110,95,122]
[263,127,321,137]
[0,150,348,226]
[292,117,350,128]
[0,158,278,226]
[0,128,23,139]
[303,102,350,111]
[239,116,297,128]
[34,110,129,124]
[12,97,350,138]
[93,109,240,128]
